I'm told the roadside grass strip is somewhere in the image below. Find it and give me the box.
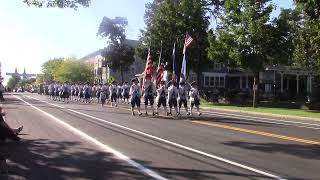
[201,101,320,120]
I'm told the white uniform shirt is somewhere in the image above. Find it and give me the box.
[168,85,179,100]
[143,80,156,97]
[156,85,167,98]
[122,84,130,95]
[129,84,141,98]
[178,85,188,100]
[109,85,118,95]
[189,87,199,102]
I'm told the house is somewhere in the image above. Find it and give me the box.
[80,39,145,84]
[200,62,318,101]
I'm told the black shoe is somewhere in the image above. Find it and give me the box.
[16,126,23,135]
[132,112,135,116]
[187,112,190,116]
[198,113,202,116]
[155,112,159,115]
[152,112,156,116]
[177,112,181,116]
[138,112,143,116]
[145,112,148,116]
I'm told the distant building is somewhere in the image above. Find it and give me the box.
[80,39,145,84]
[6,67,37,79]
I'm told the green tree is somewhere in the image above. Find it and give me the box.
[97,17,135,83]
[136,0,210,84]
[23,0,90,9]
[17,78,36,89]
[6,76,21,90]
[54,59,93,83]
[102,44,135,83]
[97,17,128,45]
[269,8,303,65]
[208,0,274,107]
[42,58,64,83]
[293,1,320,72]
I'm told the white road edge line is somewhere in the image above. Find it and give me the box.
[202,110,320,130]
[25,95,285,180]
[14,95,168,180]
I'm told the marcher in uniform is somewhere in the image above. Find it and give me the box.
[129,78,142,116]
[189,81,201,116]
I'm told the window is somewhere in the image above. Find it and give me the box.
[214,63,221,70]
[210,77,215,87]
[220,77,225,87]
[204,76,209,87]
[265,84,272,93]
[215,77,219,87]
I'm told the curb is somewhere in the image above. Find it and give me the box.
[202,106,320,122]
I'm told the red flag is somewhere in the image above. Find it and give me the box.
[144,49,153,80]
[156,63,164,88]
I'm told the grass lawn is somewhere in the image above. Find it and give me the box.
[201,100,320,119]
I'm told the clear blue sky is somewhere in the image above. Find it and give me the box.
[0,0,293,84]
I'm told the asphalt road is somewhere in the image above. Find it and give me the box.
[1,93,320,180]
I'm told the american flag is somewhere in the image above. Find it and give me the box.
[156,63,165,88]
[183,35,193,54]
[144,48,153,80]
[181,35,193,82]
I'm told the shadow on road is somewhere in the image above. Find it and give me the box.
[222,141,320,160]
[0,139,148,180]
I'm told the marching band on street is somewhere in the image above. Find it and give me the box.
[41,76,201,117]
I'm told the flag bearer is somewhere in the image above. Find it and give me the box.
[167,80,179,116]
[155,80,168,115]
[178,81,190,116]
[143,74,156,116]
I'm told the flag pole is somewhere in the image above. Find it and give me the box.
[158,41,163,68]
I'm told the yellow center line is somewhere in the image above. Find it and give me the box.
[193,121,320,145]
[104,104,320,145]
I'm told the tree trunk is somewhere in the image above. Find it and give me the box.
[253,72,259,108]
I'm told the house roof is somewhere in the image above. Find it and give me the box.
[80,39,138,61]
[80,49,104,61]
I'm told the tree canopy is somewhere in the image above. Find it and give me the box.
[41,58,64,83]
[293,0,320,72]
[97,17,128,45]
[97,16,135,83]
[38,58,93,84]
[6,76,21,90]
[54,59,93,83]
[23,0,90,9]
[136,0,210,83]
